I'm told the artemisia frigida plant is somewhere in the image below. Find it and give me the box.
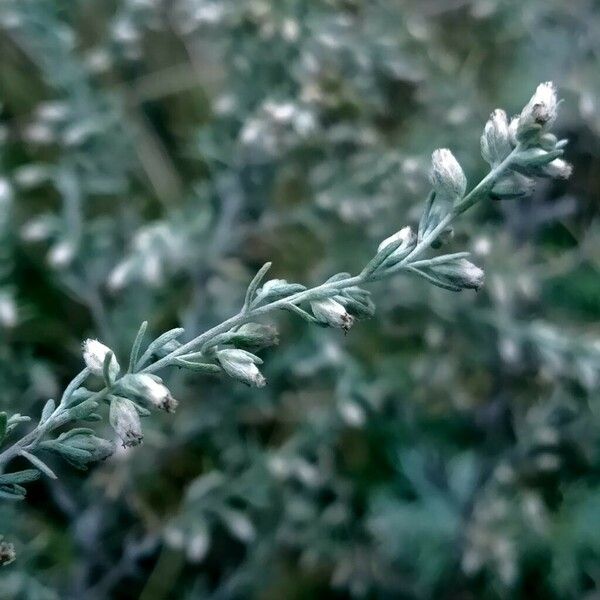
[0,83,572,564]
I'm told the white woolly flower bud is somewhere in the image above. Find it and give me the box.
[490,172,536,201]
[481,109,511,165]
[82,339,120,379]
[429,149,467,201]
[434,258,485,291]
[542,158,572,179]
[377,226,416,261]
[109,397,143,447]
[121,374,178,413]
[517,82,558,141]
[310,298,354,332]
[217,349,266,387]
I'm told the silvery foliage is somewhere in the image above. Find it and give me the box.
[0,79,572,577]
[0,0,598,597]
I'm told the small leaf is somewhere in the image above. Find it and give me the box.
[362,235,410,278]
[40,399,56,425]
[172,359,222,373]
[243,262,272,311]
[19,450,57,480]
[283,303,319,324]
[0,487,26,501]
[60,368,91,406]
[0,469,41,485]
[128,320,148,373]
[103,351,114,387]
[136,328,185,369]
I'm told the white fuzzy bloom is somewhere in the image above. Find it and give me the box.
[429,149,467,200]
[377,226,416,261]
[124,374,178,413]
[310,298,354,332]
[109,397,143,447]
[217,349,266,387]
[82,339,120,379]
[434,258,485,291]
[520,82,558,128]
[542,158,572,179]
[481,109,511,165]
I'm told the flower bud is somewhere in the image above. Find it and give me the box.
[541,158,572,179]
[481,109,511,165]
[109,396,143,447]
[119,374,178,413]
[431,258,485,291]
[232,323,280,350]
[428,258,484,291]
[517,82,558,142]
[377,226,416,263]
[310,298,354,332]
[217,349,266,387]
[490,172,536,200]
[429,149,467,201]
[0,539,16,566]
[43,432,115,469]
[82,339,120,380]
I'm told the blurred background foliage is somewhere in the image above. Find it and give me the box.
[0,0,599,598]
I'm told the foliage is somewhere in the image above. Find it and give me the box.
[0,1,598,598]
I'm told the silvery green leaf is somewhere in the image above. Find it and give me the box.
[255,279,306,304]
[19,450,57,479]
[0,469,41,485]
[0,486,26,501]
[59,368,91,406]
[172,359,222,373]
[513,148,563,171]
[39,399,55,425]
[6,414,31,434]
[407,266,463,292]
[66,399,99,421]
[187,471,226,501]
[283,303,319,324]
[128,320,148,373]
[243,262,272,310]
[218,508,256,543]
[490,172,536,200]
[137,328,185,368]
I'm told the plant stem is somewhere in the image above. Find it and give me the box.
[0,145,518,472]
[145,149,518,374]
